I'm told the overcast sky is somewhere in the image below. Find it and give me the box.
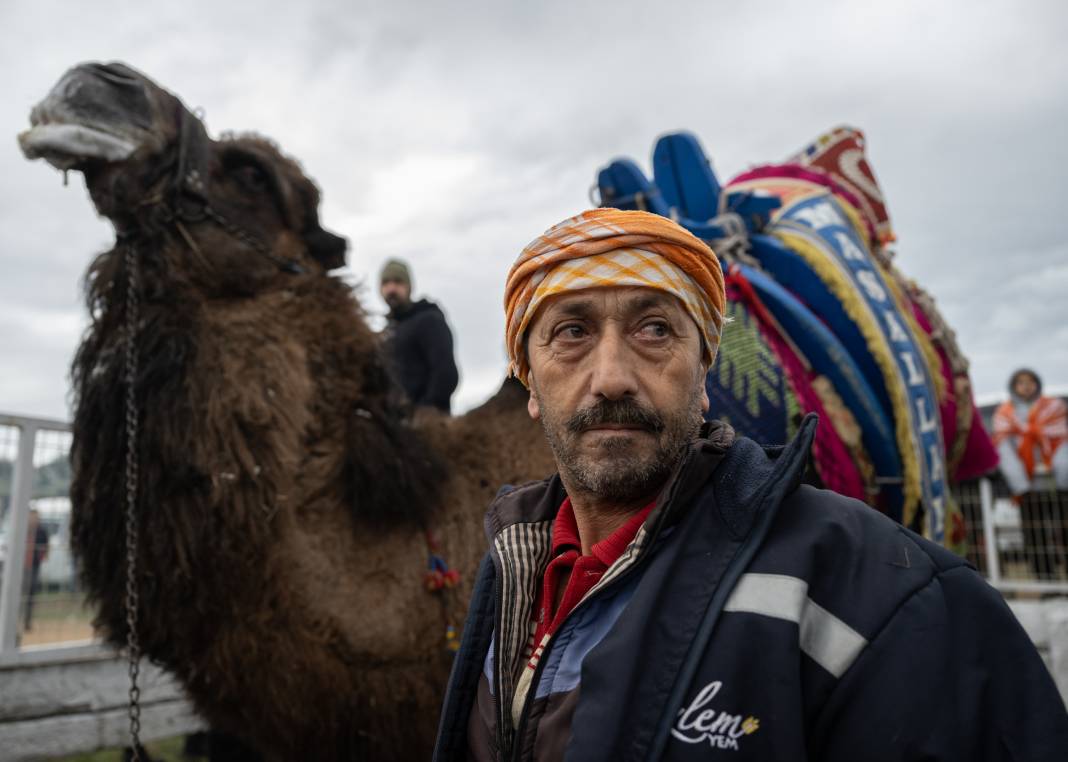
[2,0,1066,421]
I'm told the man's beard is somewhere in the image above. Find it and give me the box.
[534,388,704,507]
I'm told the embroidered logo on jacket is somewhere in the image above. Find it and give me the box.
[671,681,761,751]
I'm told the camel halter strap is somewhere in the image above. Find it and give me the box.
[123,242,144,760]
[173,107,305,275]
[119,105,307,277]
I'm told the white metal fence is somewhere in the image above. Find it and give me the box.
[0,413,99,661]
[0,412,201,760]
[957,474,1068,594]
[1,409,1066,664]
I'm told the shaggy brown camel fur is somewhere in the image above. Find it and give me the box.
[20,62,556,761]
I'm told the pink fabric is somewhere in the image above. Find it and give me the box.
[729,163,878,246]
[959,406,1001,481]
[727,274,868,503]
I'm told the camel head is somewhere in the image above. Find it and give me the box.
[19,61,347,293]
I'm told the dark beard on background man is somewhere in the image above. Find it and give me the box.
[538,393,703,507]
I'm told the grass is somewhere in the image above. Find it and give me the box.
[24,589,94,622]
[18,588,97,646]
[47,735,204,761]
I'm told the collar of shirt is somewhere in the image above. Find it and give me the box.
[533,497,656,644]
[551,496,655,566]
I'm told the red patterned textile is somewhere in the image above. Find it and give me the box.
[729,163,878,246]
[790,126,896,245]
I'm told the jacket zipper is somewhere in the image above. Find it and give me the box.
[507,552,652,761]
[491,550,507,758]
[501,453,701,761]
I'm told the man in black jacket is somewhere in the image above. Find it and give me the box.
[379,258,459,414]
[433,209,1068,761]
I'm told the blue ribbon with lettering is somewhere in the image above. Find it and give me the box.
[773,193,947,541]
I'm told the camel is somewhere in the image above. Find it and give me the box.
[19,62,557,761]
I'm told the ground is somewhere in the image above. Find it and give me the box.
[48,735,200,762]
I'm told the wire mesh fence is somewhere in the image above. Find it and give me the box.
[2,406,1066,662]
[0,415,96,654]
[956,473,1068,593]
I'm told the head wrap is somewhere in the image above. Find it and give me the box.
[1008,367,1042,397]
[380,258,412,287]
[504,208,725,385]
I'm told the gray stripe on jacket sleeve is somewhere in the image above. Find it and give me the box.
[724,573,868,678]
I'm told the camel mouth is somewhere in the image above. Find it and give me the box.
[18,122,138,170]
[18,62,158,172]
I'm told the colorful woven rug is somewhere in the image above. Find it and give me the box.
[705,287,801,447]
[789,126,896,245]
[592,125,998,546]
[770,188,949,540]
[722,269,869,502]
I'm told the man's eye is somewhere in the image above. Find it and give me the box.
[639,322,670,338]
[555,324,586,340]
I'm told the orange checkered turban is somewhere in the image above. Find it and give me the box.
[505,208,725,385]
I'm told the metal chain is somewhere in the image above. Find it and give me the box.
[201,206,304,274]
[123,243,143,760]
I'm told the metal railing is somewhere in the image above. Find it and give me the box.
[2,407,1065,666]
[0,412,104,664]
[957,474,1068,595]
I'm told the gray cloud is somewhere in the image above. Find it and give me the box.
[2,0,1066,419]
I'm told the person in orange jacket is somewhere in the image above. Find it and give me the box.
[993,368,1068,575]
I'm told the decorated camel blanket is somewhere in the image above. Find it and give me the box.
[594,126,998,546]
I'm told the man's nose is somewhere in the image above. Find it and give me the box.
[588,330,638,401]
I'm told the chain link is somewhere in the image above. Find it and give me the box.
[201,206,304,274]
[113,191,298,760]
[123,243,143,760]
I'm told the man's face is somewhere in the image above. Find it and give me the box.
[525,286,709,506]
[1013,373,1039,402]
[380,278,411,310]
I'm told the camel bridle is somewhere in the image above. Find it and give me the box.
[117,106,309,277]
[117,173,310,277]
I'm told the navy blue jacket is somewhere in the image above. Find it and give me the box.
[382,299,458,413]
[434,417,1068,761]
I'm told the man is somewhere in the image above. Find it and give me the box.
[22,508,49,631]
[434,209,1068,761]
[379,258,459,414]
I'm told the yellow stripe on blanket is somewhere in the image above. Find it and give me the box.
[835,198,946,404]
[882,268,946,403]
[773,227,923,525]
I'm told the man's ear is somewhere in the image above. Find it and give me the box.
[700,383,710,415]
[527,380,541,421]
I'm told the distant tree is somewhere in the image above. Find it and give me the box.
[0,455,72,507]
[33,456,72,499]
[0,460,10,518]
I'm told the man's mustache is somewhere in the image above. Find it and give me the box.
[566,399,665,434]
